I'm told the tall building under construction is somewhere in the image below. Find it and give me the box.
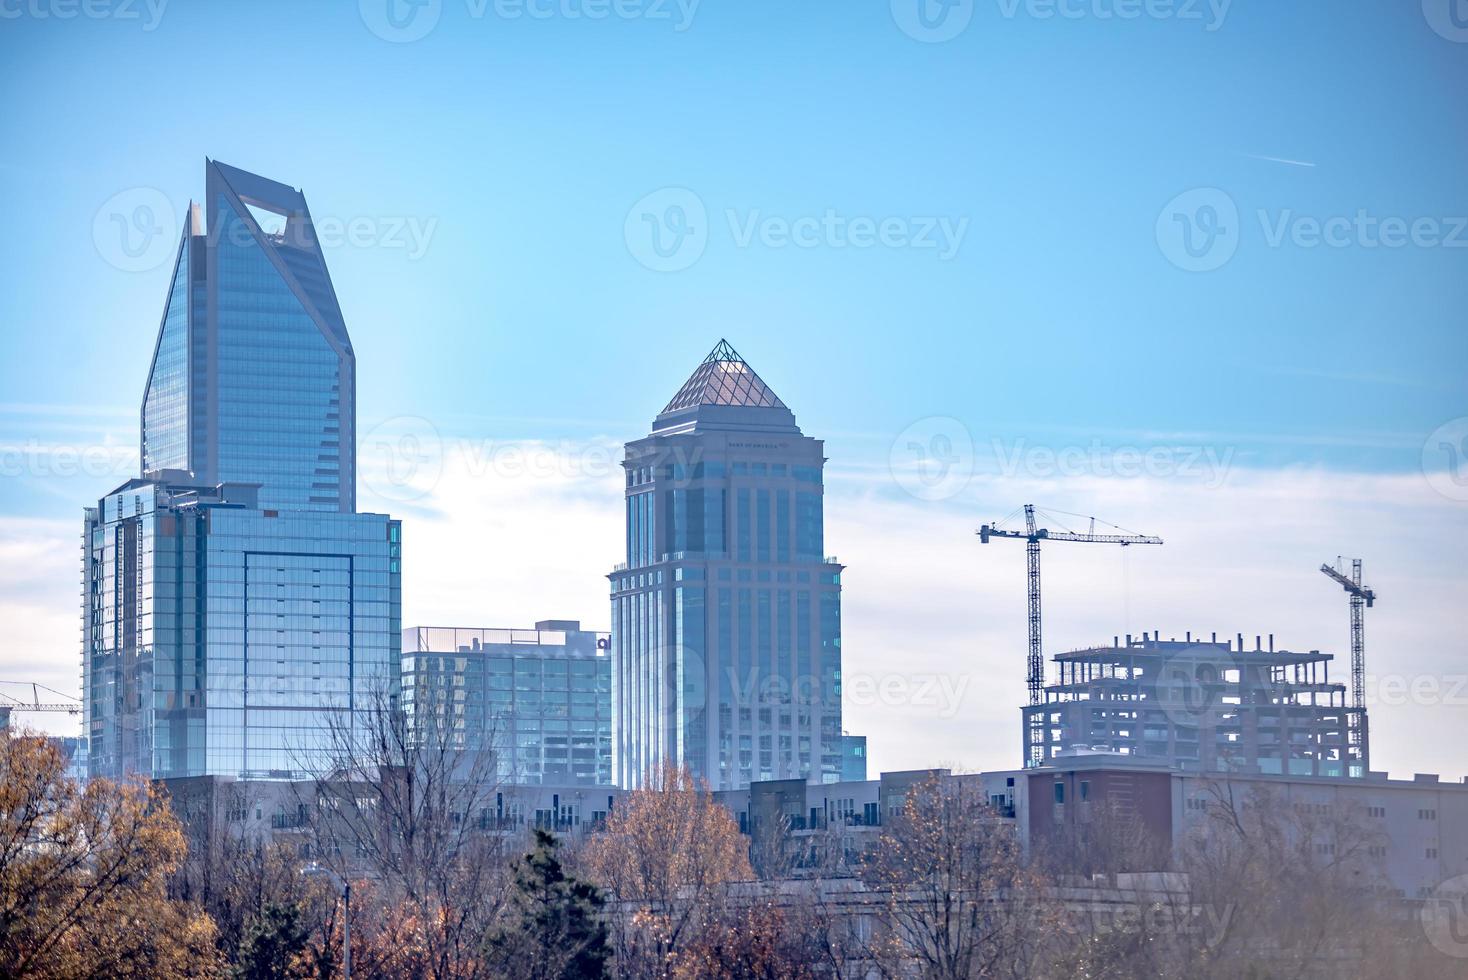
[1023,632,1367,779]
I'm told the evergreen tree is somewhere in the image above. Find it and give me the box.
[485,829,610,980]
[232,901,309,980]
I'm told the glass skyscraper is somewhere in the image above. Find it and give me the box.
[140,159,355,513]
[83,161,398,781]
[402,621,613,786]
[610,341,850,791]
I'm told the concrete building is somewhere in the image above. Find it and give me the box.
[1033,753,1468,900]
[1023,632,1367,779]
[609,340,856,790]
[401,621,613,786]
[716,758,1468,901]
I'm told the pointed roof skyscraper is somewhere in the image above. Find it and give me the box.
[139,160,357,512]
[653,340,799,435]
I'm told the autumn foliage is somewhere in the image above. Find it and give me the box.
[0,730,222,978]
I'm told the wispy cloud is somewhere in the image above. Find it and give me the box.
[8,437,1465,777]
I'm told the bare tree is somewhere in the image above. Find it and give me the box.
[1172,778,1398,980]
[860,773,1058,980]
[298,684,512,980]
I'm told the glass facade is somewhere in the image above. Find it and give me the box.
[88,161,391,782]
[611,341,851,791]
[82,480,401,780]
[401,624,613,786]
[138,160,355,513]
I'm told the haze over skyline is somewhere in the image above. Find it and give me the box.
[1,0,1465,780]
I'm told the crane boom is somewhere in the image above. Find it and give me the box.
[0,683,82,729]
[978,504,1163,766]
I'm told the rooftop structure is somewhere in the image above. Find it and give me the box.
[1023,631,1366,779]
[402,621,613,785]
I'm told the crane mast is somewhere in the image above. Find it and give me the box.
[1319,558,1374,767]
[979,505,1163,765]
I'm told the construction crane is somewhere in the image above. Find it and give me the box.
[1319,558,1375,764]
[0,682,82,730]
[979,505,1164,710]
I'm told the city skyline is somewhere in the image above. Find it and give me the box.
[1,1,1464,785]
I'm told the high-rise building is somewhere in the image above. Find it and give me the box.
[83,161,397,781]
[402,621,613,786]
[141,159,355,513]
[1026,632,1368,779]
[609,341,849,791]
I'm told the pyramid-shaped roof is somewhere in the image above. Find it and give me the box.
[661,340,787,414]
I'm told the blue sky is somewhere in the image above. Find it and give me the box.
[1,1,1465,777]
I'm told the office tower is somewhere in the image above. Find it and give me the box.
[141,159,355,513]
[610,340,849,791]
[402,621,613,786]
[83,161,397,781]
